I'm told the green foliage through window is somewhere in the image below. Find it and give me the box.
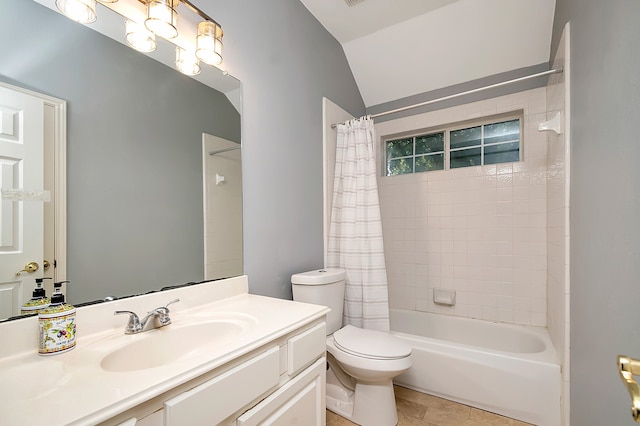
[386,132,444,176]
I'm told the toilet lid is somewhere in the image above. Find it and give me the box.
[333,325,411,360]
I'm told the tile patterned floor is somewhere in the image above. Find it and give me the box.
[326,386,534,426]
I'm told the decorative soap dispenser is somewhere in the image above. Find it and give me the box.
[21,277,52,315]
[38,281,76,356]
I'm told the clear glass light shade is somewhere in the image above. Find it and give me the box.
[145,0,178,39]
[175,47,201,76]
[97,0,118,3]
[55,0,97,24]
[125,20,157,53]
[196,21,223,65]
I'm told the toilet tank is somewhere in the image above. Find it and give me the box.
[291,268,345,335]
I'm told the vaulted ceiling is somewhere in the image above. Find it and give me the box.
[299,0,556,107]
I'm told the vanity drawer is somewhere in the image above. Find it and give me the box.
[237,357,326,426]
[164,347,280,426]
[287,322,326,376]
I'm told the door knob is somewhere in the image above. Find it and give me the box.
[44,260,51,270]
[617,355,640,422]
[16,261,39,276]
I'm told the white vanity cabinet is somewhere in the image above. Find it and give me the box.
[111,320,327,426]
[0,277,332,426]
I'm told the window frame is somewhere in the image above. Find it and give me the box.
[382,111,524,177]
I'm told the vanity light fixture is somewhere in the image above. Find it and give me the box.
[55,0,98,24]
[175,46,201,76]
[145,0,179,40]
[55,0,224,73]
[196,21,223,66]
[125,19,157,53]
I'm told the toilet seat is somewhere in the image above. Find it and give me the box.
[333,325,412,360]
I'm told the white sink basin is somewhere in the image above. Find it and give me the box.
[101,318,253,372]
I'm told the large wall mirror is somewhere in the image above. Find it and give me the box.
[0,0,242,320]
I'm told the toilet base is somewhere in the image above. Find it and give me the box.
[326,365,399,426]
[326,383,354,419]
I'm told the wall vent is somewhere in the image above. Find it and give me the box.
[344,0,365,6]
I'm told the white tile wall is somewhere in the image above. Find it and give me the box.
[376,87,549,326]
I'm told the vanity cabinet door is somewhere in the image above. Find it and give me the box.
[164,347,280,426]
[237,357,326,426]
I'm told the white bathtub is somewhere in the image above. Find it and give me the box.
[389,308,561,426]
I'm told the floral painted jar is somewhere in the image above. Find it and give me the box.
[21,297,50,315]
[38,304,76,355]
[38,281,76,356]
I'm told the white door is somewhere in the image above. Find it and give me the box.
[0,85,45,319]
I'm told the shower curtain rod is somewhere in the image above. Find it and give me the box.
[331,67,564,129]
[208,145,240,156]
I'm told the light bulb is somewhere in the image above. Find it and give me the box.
[176,47,201,76]
[145,0,179,39]
[55,0,97,24]
[125,19,157,53]
[196,21,223,65]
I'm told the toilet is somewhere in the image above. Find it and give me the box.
[291,268,412,426]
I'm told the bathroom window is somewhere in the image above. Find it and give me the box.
[450,119,521,169]
[386,132,445,176]
[384,114,522,176]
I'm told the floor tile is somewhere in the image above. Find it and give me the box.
[326,408,358,425]
[326,385,534,426]
[395,396,428,421]
[396,411,435,426]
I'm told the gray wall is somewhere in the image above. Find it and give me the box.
[366,63,550,122]
[551,1,640,424]
[2,0,240,303]
[204,1,365,298]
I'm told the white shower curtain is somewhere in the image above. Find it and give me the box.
[327,116,390,332]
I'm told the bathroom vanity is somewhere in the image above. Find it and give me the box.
[0,276,329,425]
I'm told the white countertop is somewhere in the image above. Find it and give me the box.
[0,276,329,425]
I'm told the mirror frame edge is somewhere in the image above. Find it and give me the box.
[53,90,67,283]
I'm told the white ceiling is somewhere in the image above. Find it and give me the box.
[300,0,556,107]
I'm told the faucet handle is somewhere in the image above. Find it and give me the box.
[154,299,180,326]
[114,310,142,334]
[163,298,180,310]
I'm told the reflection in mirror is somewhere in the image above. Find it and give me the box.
[203,134,243,280]
[0,0,242,320]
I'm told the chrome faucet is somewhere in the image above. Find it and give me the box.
[114,299,180,334]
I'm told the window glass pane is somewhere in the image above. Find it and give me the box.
[415,132,444,155]
[484,141,519,165]
[484,119,520,145]
[450,147,481,169]
[386,138,413,159]
[415,153,444,172]
[387,158,413,176]
[450,126,481,149]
